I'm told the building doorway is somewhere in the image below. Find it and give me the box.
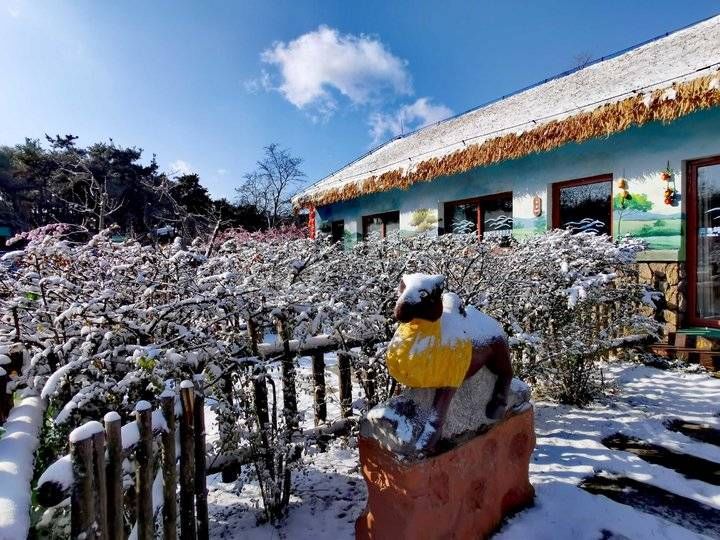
[687,156,720,327]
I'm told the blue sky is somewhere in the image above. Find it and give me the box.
[1,1,719,199]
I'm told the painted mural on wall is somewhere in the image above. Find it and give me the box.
[613,168,682,261]
[314,108,720,260]
[409,208,438,233]
[512,193,547,241]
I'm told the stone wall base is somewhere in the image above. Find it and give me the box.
[637,261,686,339]
[355,407,535,540]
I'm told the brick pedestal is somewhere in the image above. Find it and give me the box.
[355,407,535,540]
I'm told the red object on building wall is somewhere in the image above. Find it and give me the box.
[308,206,316,239]
[532,195,542,217]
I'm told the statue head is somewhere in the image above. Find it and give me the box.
[394,273,445,323]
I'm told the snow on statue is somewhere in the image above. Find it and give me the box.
[366,273,520,454]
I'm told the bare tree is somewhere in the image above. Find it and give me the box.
[236,144,305,228]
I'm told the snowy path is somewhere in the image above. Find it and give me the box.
[207,363,720,539]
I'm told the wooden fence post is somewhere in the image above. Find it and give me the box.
[179,381,196,540]
[337,351,353,417]
[365,364,377,410]
[311,352,327,425]
[275,316,298,429]
[160,394,178,540]
[92,430,108,540]
[220,370,238,483]
[253,373,270,432]
[104,412,124,540]
[8,347,23,376]
[135,402,154,540]
[194,388,209,540]
[0,368,10,424]
[70,422,102,539]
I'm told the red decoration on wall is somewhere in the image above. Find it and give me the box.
[660,162,677,206]
[308,206,316,239]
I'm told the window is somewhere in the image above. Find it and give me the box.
[331,220,345,244]
[687,156,720,327]
[362,211,400,239]
[444,192,513,239]
[552,174,612,235]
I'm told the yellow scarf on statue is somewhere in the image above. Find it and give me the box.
[386,318,472,389]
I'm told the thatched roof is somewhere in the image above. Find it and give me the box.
[295,15,720,209]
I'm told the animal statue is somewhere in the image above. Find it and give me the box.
[387,273,513,450]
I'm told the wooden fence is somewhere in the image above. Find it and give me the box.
[38,381,208,540]
[35,330,371,537]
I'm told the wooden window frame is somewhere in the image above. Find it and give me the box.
[443,191,513,238]
[686,155,720,328]
[551,173,614,234]
[362,211,400,239]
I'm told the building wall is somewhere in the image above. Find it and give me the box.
[316,107,720,263]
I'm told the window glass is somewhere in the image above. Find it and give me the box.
[364,218,383,237]
[556,179,612,235]
[362,211,400,239]
[695,163,720,320]
[331,220,345,244]
[482,196,513,239]
[384,213,400,235]
[448,202,478,234]
[444,193,512,238]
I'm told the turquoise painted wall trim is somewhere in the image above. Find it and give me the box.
[316,108,720,262]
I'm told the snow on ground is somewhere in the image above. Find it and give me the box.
[207,362,720,539]
[497,364,720,540]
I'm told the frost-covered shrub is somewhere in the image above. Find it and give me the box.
[490,232,660,404]
[0,225,659,524]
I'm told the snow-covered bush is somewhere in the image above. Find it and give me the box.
[0,225,659,524]
[469,231,661,404]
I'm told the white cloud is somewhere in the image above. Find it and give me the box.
[369,98,453,143]
[169,160,194,176]
[217,168,228,176]
[260,25,412,116]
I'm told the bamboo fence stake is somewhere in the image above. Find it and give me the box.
[179,382,196,540]
[70,431,96,539]
[135,403,154,540]
[220,370,238,483]
[337,351,353,417]
[311,352,327,424]
[275,316,298,428]
[104,412,124,540]
[194,390,209,540]
[160,394,178,540]
[0,369,9,424]
[92,430,108,540]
